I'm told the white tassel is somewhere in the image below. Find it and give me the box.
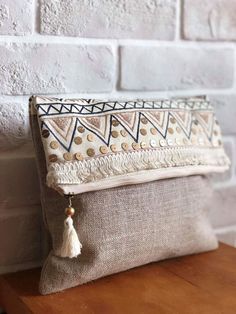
[58,216,82,258]
[57,195,82,259]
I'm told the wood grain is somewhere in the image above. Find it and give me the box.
[0,243,235,314]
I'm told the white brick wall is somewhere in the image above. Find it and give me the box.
[0,0,236,273]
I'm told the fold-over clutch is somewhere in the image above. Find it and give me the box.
[30,95,229,266]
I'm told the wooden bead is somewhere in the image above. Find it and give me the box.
[65,207,75,217]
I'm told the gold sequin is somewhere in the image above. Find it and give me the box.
[48,154,57,162]
[75,152,83,161]
[121,143,129,151]
[150,139,157,148]
[87,148,95,157]
[168,128,174,134]
[159,139,166,147]
[140,141,147,149]
[110,144,117,152]
[183,138,188,145]
[176,126,181,133]
[74,136,82,145]
[132,142,139,150]
[140,128,147,136]
[120,129,127,137]
[170,117,176,124]
[42,129,50,138]
[111,130,119,138]
[87,134,94,142]
[100,146,108,154]
[150,128,157,135]
[141,117,148,124]
[112,120,119,127]
[63,152,73,161]
[50,140,59,149]
[78,126,85,133]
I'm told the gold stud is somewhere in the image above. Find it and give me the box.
[214,130,218,136]
[87,134,94,142]
[170,117,176,124]
[191,138,197,145]
[132,142,139,150]
[100,146,108,154]
[110,144,117,152]
[120,129,127,137]
[176,126,181,133]
[218,139,222,146]
[168,127,174,134]
[141,117,148,124]
[183,138,188,145]
[191,128,197,135]
[112,120,119,127]
[42,129,50,138]
[48,154,57,162]
[140,128,147,136]
[75,152,83,161]
[74,136,82,145]
[78,126,85,133]
[87,148,95,157]
[140,141,147,149]
[111,130,119,138]
[150,127,157,135]
[50,140,59,149]
[121,143,129,151]
[63,152,73,161]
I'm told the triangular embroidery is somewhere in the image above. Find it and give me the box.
[194,112,214,139]
[43,117,77,151]
[142,111,169,137]
[79,115,111,145]
[171,111,192,137]
[114,112,140,141]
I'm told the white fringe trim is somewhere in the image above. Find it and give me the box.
[47,147,230,188]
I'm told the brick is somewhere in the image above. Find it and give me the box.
[209,95,236,135]
[120,46,233,91]
[0,103,32,151]
[0,209,42,267]
[40,0,176,40]
[210,138,234,183]
[183,0,236,40]
[0,157,40,209]
[209,186,236,228]
[0,0,33,35]
[0,43,114,95]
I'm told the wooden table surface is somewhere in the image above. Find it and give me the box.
[1,243,236,314]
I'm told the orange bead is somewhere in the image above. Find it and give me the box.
[65,207,75,216]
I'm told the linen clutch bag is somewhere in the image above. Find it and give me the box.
[30,96,229,294]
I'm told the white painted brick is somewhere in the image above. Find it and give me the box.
[183,0,236,40]
[120,46,234,91]
[209,95,236,135]
[209,186,236,228]
[0,209,42,267]
[0,43,114,95]
[0,157,40,209]
[40,0,176,40]
[0,103,31,151]
[0,0,33,35]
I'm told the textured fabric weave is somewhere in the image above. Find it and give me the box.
[30,113,218,295]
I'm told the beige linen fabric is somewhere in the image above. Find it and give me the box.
[30,113,218,295]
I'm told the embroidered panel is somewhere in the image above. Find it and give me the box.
[30,96,229,195]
